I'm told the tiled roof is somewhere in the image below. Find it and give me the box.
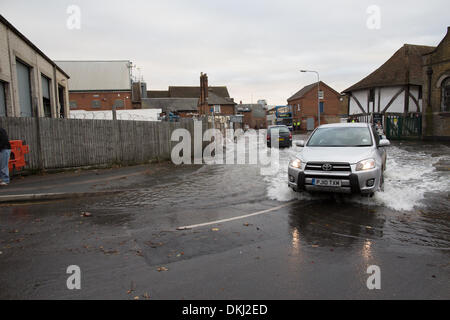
[141,98,198,112]
[287,81,340,102]
[169,86,231,99]
[343,44,436,93]
[147,90,170,98]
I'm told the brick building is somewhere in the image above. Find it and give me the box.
[198,73,236,115]
[141,97,198,118]
[146,73,236,117]
[287,81,345,130]
[0,15,70,118]
[236,102,267,129]
[55,60,138,111]
[422,27,450,140]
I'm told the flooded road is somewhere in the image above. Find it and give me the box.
[0,134,449,299]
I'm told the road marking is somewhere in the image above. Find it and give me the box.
[176,201,295,230]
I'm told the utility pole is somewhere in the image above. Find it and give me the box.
[300,70,321,127]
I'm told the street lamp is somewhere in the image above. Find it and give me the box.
[300,70,321,127]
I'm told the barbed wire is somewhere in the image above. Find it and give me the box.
[68,111,160,121]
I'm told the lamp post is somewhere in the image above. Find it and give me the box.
[300,70,321,127]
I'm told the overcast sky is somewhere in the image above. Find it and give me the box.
[1,0,448,104]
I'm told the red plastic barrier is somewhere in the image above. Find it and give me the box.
[8,140,29,172]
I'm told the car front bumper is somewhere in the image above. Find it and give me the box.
[288,165,381,194]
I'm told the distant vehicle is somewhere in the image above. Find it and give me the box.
[288,123,390,196]
[274,106,293,131]
[159,111,180,122]
[267,125,292,148]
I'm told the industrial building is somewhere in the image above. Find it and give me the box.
[0,15,70,118]
[55,60,142,111]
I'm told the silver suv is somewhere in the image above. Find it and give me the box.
[288,123,390,196]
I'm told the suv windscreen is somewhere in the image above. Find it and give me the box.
[307,127,373,147]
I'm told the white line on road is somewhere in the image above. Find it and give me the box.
[176,201,295,230]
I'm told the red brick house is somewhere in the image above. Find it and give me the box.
[287,81,345,130]
[146,73,236,116]
[198,73,236,115]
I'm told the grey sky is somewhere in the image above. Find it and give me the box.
[1,0,448,104]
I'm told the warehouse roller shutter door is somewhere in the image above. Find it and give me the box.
[16,60,33,117]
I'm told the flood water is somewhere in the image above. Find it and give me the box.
[1,132,449,299]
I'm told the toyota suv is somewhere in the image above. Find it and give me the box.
[288,123,390,196]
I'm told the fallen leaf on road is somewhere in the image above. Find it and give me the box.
[127,281,136,294]
[102,249,119,255]
[145,241,164,248]
[157,266,168,272]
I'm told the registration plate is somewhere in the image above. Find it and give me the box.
[312,178,341,187]
[279,138,284,141]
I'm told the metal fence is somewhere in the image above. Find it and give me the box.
[385,113,422,140]
[0,117,203,170]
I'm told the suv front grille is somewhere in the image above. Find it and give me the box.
[305,162,351,172]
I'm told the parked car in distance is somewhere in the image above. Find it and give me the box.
[267,125,292,148]
[288,123,390,196]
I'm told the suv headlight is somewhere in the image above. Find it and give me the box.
[356,159,376,171]
[289,158,302,169]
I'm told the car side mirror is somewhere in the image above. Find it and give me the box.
[379,139,390,147]
[295,140,305,147]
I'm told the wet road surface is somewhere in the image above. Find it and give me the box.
[0,135,449,299]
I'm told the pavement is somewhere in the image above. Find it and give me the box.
[0,162,201,203]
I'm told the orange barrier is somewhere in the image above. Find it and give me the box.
[8,140,29,172]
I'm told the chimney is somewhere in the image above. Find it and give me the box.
[199,72,209,114]
[204,73,208,104]
[200,73,204,105]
